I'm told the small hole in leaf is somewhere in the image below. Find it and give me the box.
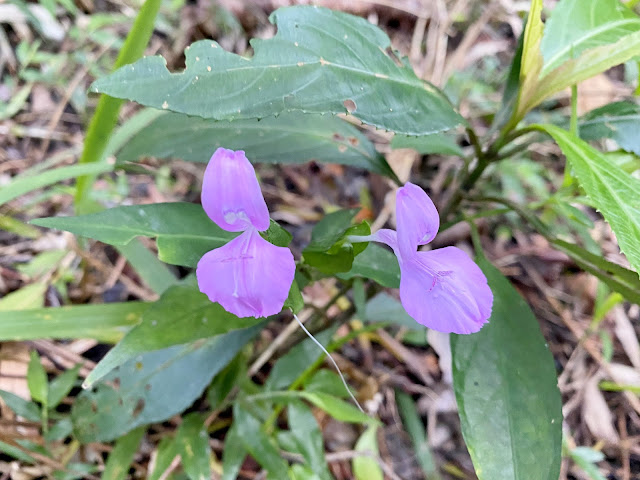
[332,133,345,142]
[132,398,145,418]
[348,137,359,146]
[343,99,356,113]
[112,378,120,390]
[338,145,347,153]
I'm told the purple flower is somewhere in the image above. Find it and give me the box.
[196,148,295,318]
[356,183,493,334]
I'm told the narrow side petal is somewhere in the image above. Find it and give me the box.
[396,183,440,258]
[399,247,492,334]
[196,229,295,318]
[201,148,270,232]
[369,229,400,256]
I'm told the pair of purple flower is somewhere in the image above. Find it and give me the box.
[196,148,493,334]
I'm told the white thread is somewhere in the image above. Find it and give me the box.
[293,313,365,413]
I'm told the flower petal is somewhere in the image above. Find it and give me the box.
[368,229,399,255]
[201,148,270,232]
[396,183,440,258]
[399,247,492,334]
[196,228,295,318]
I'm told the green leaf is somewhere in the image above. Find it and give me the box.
[207,353,246,407]
[0,283,46,311]
[0,215,40,238]
[90,6,461,136]
[0,162,114,206]
[176,413,211,480]
[535,124,640,279]
[284,280,305,314]
[32,203,291,268]
[48,364,81,409]
[303,369,350,398]
[27,351,48,407]
[296,392,374,425]
[353,426,383,480]
[234,405,289,479]
[221,424,247,480]
[364,293,421,331]
[579,101,640,156]
[338,243,400,288]
[395,390,440,479]
[451,258,562,480]
[266,327,337,392]
[118,111,396,177]
[148,436,179,480]
[302,209,369,274]
[509,0,544,129]
[288,401,332,480]
[116,239,178,294]
[102,427,145,480]
[84,285,264,387]
[71,325,259,443]
[391,133,464,157]
[540,0,640,75]
[511,0,640,124]
[0,390,41,422]
[533,35,640,115]
[550,238,640,304]
[0,302,146,343]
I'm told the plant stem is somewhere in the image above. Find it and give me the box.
[74,0,161,213]
[562,84,579,187]
[439,125,536,221]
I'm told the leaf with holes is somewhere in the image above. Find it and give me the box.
[90,6,461,136]
[71,324,260,443]
[117,111,396,178]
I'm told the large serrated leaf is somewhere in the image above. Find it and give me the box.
[540,0,640,75]
[72,325,260,443]
[451,257,562,480]
[535,124,640,279]
[117,111,396,177]
[90,6,461,136]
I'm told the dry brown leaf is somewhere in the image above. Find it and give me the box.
[608,363,640,388]
[614,307,640,370]
[426,329,452,385]
[582,373,619,444]
[0,342,30,400]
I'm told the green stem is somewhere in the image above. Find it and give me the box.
[74,0,161,213]
[562,84,579,188]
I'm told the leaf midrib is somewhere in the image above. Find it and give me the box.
[543,17,640,75]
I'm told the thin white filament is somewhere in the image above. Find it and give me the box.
[293,313,365,413]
